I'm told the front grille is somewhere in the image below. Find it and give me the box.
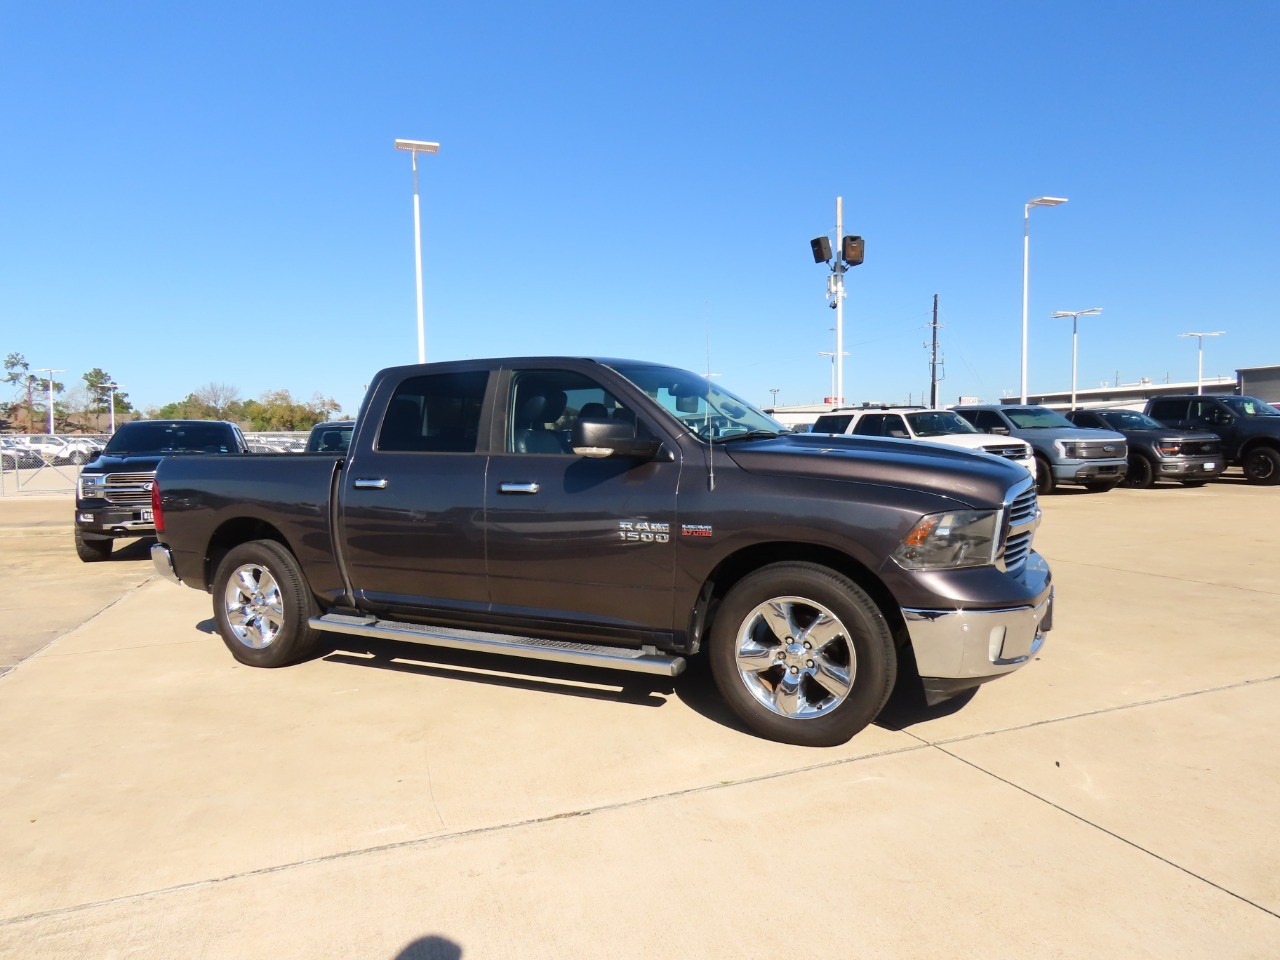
[983,443,1028,460]
[1182,440,1221,457]
[104,472,156,505]
[1001,483,1039,575]
[1076,441,1127,460]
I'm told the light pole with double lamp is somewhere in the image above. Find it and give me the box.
[102,382,120,433]
[1178,331,1225,395]
[1050,308,1102,410]
[1021,196,1068,403]
[394,138,440,364]
[35,368,65,434]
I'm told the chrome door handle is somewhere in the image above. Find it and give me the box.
[498,482,540,495]
[353,478,389,490]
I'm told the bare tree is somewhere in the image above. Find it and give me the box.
[193,382,242,418]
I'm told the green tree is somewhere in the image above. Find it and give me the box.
[82,368,134,414]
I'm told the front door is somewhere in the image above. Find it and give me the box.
[484,367,681,642]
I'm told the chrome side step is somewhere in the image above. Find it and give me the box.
[309,613,686,677]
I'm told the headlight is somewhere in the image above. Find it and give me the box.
[1154,441,1182,456]
[1054,440,1083,458]
[892,509,1000,571]
[78,476,105,499]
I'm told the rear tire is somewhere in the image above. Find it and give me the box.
[212,540,320,668]
[1242,447,1280,485]
[1034,457,1056,495]
[708,562,896,747]
[74,528,112,562]
[1124,455,1156,489]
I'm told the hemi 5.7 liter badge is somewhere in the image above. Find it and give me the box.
[681,524,713,538]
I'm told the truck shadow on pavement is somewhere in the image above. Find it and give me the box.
[395,935,462,959]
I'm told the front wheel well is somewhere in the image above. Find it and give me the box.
[690,543,907,655]
[203,519,292,591]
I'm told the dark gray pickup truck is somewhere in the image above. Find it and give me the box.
[151,357,1053,746]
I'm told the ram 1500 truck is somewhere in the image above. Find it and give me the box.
[150,358,1053,747]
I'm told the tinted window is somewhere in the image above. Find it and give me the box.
[851,414,885,437]
[1071,412,1104,429]
[963,410,1008,432]
[1148,399,1188,421]
[507,369,640,455]
[1222,396,1280,417]
[906,411,978,436]
[812,414,853,434]
[103,421,238,456]
[1098,410,1162,430]
[378,372,487,453]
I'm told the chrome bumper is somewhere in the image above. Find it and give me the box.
[901,557,1052,681]
[150,544,182,585]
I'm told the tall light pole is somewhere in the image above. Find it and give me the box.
[1179,331,1225,395]
[1021,196,1068,403]
[1050,308,1102,409]
[103,382,120,433]
[818,351,848,404]
[394,138,440,364]
[35,368,65,434]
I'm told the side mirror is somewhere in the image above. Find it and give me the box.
[991,426,1010,436]
[571,418,663,460]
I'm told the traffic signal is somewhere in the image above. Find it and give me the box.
[841,235,864,266]
[810,237,832,263]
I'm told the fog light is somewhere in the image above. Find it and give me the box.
[78,513,93,522]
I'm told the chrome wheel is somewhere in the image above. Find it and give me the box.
[734,595,856,720]
[223,563,285,649]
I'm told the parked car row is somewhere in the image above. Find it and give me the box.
[807,393,1280,493]
[0,434,104,468]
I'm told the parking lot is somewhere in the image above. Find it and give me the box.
[1,481,1278,959]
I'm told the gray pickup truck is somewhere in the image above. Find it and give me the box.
[150,357,1053,746]
[954,404,1128,494]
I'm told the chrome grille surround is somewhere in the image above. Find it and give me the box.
[1074,440,1127,460]
[103,472,157,506]
[982,443,1030,460]
[998,477,1040,576]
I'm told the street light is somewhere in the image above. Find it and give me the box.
[1021,196,1068,403]
[1050,308,1103,409]
[818,351,848,404]
[102,382,120,434]
[35,368,65,434]
[394,138,440,364]
[1178,331,1226,395]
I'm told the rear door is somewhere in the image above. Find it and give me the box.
[483,364,681,642]
[339,368,493,618]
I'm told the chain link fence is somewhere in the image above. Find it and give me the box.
[0,432,311,496]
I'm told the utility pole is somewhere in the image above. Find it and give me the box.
[927,294,941,408]
[769,387,780,408]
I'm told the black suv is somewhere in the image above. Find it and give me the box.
[1144,395,1280,485]
[75,419,249,561]
[1065,409,1224,488]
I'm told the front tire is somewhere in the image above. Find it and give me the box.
[74,528,112,562]
[708,562,896,747]
[1124,455,1156,488]
[1034,457,1057,495]
[212,540,320,667]
[1242,447,1280,485]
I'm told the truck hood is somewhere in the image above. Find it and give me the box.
[722,434,1024,507]
[1116,428,1221,443]
[81,454,166,476]
[1007,426,1126,444]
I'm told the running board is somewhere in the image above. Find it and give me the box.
[310,613,686,677]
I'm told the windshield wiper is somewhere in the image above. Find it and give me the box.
[711,430,782,444]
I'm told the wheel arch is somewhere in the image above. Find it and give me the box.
[203,518,295,591]
[687,542,907,657]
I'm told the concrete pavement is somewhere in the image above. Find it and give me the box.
[1,484,1278,958]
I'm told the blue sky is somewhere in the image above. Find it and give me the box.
[2,1,1276,416]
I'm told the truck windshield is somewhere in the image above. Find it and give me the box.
[103,422,236,456]
[1004,408,1075,429]
[609,364,784,443]
[1098,410,1163,430]
[905,411,979,437]
[1221,396,1280,417]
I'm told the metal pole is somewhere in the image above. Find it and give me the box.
[411,152,426,364]
[108,385,117,433]
[835,196,845,405]
[1071,315,1079,409]
[930,294,940,408]
[1197,341,1204,395]
[1020,204,1030,404]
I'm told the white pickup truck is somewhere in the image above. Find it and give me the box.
[811,407,1036,475]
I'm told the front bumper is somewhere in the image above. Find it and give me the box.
[75,502,156,538]
[1156,455,1224,479]
[901,552,1052,702]
[1055,459,1127,483]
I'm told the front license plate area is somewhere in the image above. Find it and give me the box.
[140,508,153,523]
